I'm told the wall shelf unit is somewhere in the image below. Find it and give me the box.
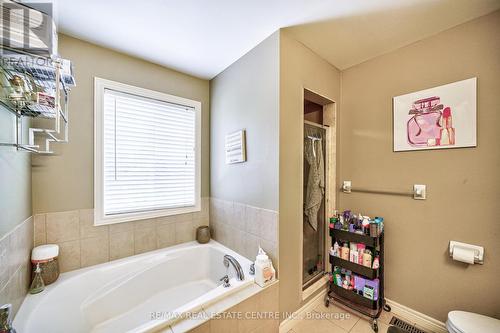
[0,46,75,154]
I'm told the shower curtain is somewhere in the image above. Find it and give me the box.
[304,136,324,231]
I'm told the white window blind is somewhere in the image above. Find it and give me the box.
[102,89,196,216]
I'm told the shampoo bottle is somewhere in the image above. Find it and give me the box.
[254,247,275,287]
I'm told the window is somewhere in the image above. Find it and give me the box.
[94,78,201,225]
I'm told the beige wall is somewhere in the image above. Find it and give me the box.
[209,32,280,277]
[210,32,280,211]
[279,30,341,316]
[32,34,210,214]
[339,11,500,321]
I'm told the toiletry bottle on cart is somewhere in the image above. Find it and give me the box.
[363,250,372,268]
[341,243,350,260]
[254,247,275,287]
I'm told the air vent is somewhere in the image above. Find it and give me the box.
[389,316,427,333]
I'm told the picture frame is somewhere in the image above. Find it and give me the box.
[393,77,477,152]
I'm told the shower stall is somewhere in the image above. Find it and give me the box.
[301,89,335,292]
[303,121,327,289]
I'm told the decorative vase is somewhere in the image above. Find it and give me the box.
[196,226,211,244]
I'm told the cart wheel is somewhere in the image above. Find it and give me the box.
[383,304,391,312]
[371,319,378,332]
[324,297,330,308]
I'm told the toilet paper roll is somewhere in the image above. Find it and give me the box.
[453,246,475,264]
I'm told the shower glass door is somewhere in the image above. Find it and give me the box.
[302,122,326,289]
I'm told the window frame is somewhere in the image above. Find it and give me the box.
[94,77,201,226]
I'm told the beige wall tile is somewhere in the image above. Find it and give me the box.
[255,284,280,331]
[175,220,194,244]
[109,221,134,234]
[157,223,176,249]
[232,202,246,230]
[214,223,232,249]
[3,264,30,316]
[260,209,277,243]
[58,240,81,272]
[230,227,245,257]
[9,218,32,278]
[0,218,33,319]
[221,200,233,225]
[0,234,10,291]
[109,231,134,261]
[34,214,47,246]
[134,226,157,254]
[243,233,260,260]
[209,304,240,333]
[79,209,109,239]
[81,236,109,268]
[244,206,261,236]
[260,240,278,270]
[46,210,80,243]
[134,218,157,230]
[238,294,261,333]
[209,199,221,224]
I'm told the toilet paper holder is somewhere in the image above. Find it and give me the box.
[449,241,484,264]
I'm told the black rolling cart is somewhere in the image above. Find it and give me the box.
[325,228,391,332]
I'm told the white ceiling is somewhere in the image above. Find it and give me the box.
[51,0,500,79]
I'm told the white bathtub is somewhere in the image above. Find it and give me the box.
[14,241,254,333]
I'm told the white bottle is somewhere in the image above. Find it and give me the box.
[332,241,340,257]
[254,247,275,287]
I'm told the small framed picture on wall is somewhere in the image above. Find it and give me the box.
[393,77,477,152]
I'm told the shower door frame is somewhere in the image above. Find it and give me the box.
[300,88,337,300]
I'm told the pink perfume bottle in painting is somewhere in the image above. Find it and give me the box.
[407,96,446,147]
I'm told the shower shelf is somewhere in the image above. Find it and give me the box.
[329,256,379,280]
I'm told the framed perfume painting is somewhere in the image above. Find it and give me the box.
[393,77,477,152]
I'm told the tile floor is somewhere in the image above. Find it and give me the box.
[286,297,394,333]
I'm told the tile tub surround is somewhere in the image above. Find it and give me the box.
[0,216,33,316]
[209,198,278,269]
[183,282,279,333]
[33,198,209,273]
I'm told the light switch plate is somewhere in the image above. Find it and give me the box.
[413,184,426,200]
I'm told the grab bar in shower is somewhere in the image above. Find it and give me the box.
[341,180,426,200]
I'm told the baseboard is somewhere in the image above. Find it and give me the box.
[386,299,447,333]
[278,292,447,333]
[279,289,327,333]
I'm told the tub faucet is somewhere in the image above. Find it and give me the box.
[0,304,16,333]
[223,254,245,281]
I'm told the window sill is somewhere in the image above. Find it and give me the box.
[94,205,201,226]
